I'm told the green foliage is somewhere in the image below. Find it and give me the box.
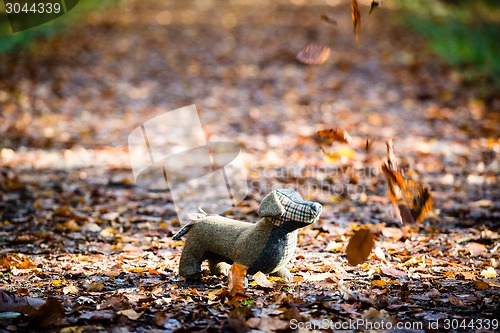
[396,0,500,88]
[0,0,123,54]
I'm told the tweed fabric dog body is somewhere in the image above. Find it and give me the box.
[173,189,322,281]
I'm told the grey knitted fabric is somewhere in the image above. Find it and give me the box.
[174,189,322,281]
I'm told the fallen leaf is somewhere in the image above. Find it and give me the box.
[253,271,274,289]
[32,298,65,328]
[228,263,248,296]
[0,289,45,316]
[448,295,465,306]
[472,280,489,290]
[466,242,487,256]
[62,285,79,295]
[373,247,386,262]
[117,309,143,320]
[83,282,105,291]
[247,315,289,331]
[371,280,387,287]
[381,227,404,241]
[480,267,497,278]
[228,308,250,333]
[380,267,408,278]
[80,310,115,321]
[346,228,374,266]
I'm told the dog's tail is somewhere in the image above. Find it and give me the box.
[172,225,193,240]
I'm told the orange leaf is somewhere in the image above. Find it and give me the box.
[351,0,361,40]
[346,228,374,266]
[228,263,248,296]
[316,128,352,146]
[381,140,433,223]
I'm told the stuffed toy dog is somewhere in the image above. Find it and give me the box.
[172,189,322,282]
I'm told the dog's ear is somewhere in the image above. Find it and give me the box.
[258,190,286,217]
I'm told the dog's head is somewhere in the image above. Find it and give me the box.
[258,189,322,231]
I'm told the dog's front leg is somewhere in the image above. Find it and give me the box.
[270,266,293,282]
[178,241,205,278]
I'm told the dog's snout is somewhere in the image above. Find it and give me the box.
[311,202,322,215]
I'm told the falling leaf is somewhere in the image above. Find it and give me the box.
[228,263,248,296]
[253,271,275,289]
[346,228,374,266]
[316,128,352,145]
[351,0,361,40]
[296,44,331,65]
[381,140,433,223]
[320,13,338,25]
[369,1,380,15]
[365,138,374,152]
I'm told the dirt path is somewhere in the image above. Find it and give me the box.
[1,0,499,331]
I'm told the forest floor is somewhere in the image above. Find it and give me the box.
[0,0,499,332]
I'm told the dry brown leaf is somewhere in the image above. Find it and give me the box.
[0,289,44,316]
[351,0,361,40]
[381,141,433,223]
[118,309,143,320]
[380,266,408,278]
[228,308,250,333]
[472,280,489,290]
[83,282,105,291]
[316,128,352,146]
[253,271,275,289]
[466,242,488,256]
[448,295,466,307]
[228,263,248,296]
[247,315,289,331]
[346,228,374,266]
[296,44,331,65]
[369,1,380,15]
[62,285,79,295]
[320,13,338,25]
[32,298,65,328]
